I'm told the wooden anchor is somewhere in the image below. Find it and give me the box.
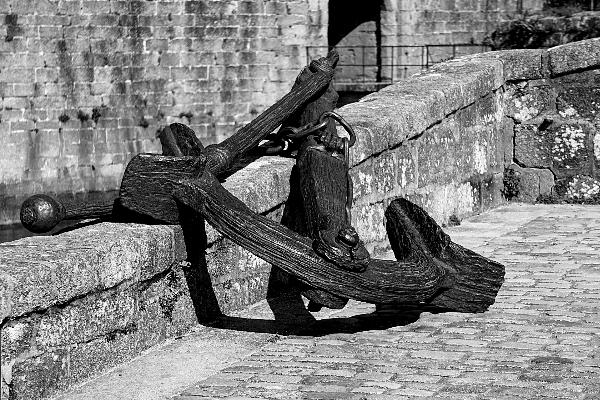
[20,51,505,313]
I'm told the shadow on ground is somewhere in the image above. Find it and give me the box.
[205,292,454,337]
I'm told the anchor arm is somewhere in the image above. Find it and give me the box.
[172,172,450,305]
[203,52,339,175]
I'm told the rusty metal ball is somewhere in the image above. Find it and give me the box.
[20,194,65,233]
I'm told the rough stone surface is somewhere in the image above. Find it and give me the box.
[509,164,555,202]
[556,70,600,120]
[505,80,556,123]
[551,122,592,172]
[549,37,600,76]
[341,56,504,167]
[0,224,179,319]
[507,57,599,200]
[479,49,548,81]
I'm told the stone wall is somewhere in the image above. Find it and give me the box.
[326,0,546,85]
[381,0,546,78]
[501,41,600,202]
[393,0,545,45]
[1,38,598,400]
[0,0,327,225]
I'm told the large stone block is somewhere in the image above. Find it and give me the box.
[395,143,417,191]
[475,49,548,81]
[374,151,397,197]
[505,81,556,123]
[136,265,201,336]
[549,38,600,76]
[35,289,137,349]
[418,125,453,187]
[454,181,478,219]
[550,122,592,173]
[0,271,14,321]
[1,317,36,365]
[556,85,600,121]
[67,330,145,393]
[349,158,375,204]
[509,164,555,203]
[351,201,386,245]
[514,123,554,168]
[511,165,540,203]
[482,172,504,211]
[429,56,504,100]
[8,348,70,400]
[0,222,183,319]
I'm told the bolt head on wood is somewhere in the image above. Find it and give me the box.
[336,227,360,248]
[20,194,65,233]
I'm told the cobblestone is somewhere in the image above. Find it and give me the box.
[168,204,600,400]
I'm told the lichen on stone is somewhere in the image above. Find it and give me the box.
[552,125,586,162]
[513,96,539,121]
[559,106,579,118]
[472,141,488,174]
[566,175,600,200]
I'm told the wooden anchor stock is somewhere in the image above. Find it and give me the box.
[20,52,338,232]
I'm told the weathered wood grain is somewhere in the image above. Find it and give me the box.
[285,141,352,309]
[385,198,505,312]
[204,52,338,175]
[164,123,205,156]
[276,55,350,310]
[173,173,451,305]
[119,53,338,223]
[119,154,207,224]
[157,125,184,157]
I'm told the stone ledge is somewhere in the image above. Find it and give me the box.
[339,55,504,167]
[549,38,600,76]
[474,49,548,81]
[0,156,295,323]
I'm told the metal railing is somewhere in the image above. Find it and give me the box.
[306,44,492,85]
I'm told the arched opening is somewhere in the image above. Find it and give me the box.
[328,0,384,106]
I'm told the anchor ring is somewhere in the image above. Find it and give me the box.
[317,111,356,147]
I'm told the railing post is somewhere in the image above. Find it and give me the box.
[391,46,395,84]
[362,46,365,84]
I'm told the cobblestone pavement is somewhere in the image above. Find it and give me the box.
[172,204,600,400]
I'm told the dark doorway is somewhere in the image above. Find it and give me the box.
[328,0,381,47]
